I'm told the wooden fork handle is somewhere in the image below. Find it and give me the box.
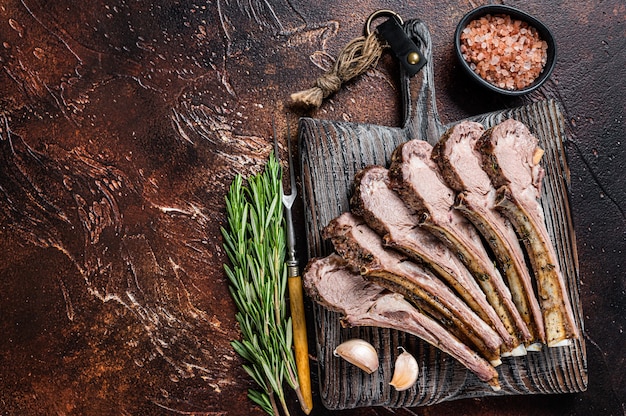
[289,273,313,414]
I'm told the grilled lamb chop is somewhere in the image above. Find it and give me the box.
[350,165,515,351]
[323,212,503,364]
[389,139,532,352]
[432,121,546,348]
[477,119,579,347]
[302,253,501,389]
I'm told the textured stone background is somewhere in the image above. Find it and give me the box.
[0,0,623,415]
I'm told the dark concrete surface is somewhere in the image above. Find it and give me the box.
[0,0,623,415]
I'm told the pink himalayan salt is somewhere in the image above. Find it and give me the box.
[460,14,548,90]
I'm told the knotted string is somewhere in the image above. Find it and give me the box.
[290,31,387,108]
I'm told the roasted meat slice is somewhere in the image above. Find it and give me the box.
[389,139,532,351]
[350,165,515,350]
[432,121,546,348]
[302,254,501,389]
[323,212,503,364]
[477,119,579,347]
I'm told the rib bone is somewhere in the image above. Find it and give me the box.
[477,119,579,347]
[350,165,515,350]
[302,254,501,389]
[432,121,546,348]
[389,139,532,351]
[323,212,503,364]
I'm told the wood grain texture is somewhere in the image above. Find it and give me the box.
[299,20,587,410]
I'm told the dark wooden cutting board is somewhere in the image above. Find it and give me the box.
[298,19,587,409]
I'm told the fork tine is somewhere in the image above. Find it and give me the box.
[286,115,297,199]
[273,115,295,205]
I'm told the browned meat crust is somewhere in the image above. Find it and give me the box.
[323,212,504,363]
[477,119,579,346]
[389,139,532,350]
[351,165,513,349]
[302,254,501,389]
[432,121,546,347]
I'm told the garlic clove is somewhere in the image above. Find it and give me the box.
[389,348,419,391]
[333,339,379,374]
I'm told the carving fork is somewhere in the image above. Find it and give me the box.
[273,117,313,414]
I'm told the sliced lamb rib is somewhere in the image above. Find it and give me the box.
[389,139,532,351]
[432,121,546,348]
[323,212,503,364]
[476,119,579,347]
[350,165,515,350]
[302,253,501,389]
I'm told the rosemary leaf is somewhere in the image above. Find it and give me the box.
[248,389,274,415]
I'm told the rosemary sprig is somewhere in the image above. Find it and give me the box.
[221,153,300,416]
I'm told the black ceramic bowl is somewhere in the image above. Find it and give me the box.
[454,5,556,95]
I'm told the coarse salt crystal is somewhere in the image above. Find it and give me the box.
[460,13,548,90]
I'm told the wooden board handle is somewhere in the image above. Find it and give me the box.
[400,19,446,144]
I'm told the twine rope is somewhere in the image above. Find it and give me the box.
[290,31,386,108]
